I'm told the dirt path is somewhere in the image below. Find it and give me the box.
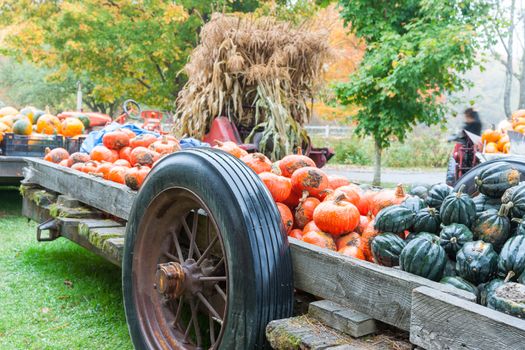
[324,165,446,186]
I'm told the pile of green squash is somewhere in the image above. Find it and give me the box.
[370,162,525,319]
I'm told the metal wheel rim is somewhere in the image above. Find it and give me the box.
[133,187,228,349]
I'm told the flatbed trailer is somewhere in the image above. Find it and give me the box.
[0,156,27,185]
[19,152,525,349]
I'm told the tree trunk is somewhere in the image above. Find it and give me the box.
[503,0,516,117]
[373,138,382,186]
[519,14,525,109]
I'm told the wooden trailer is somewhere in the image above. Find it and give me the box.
[19,151,525,349]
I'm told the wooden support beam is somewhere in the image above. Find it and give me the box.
[289,239,476,331]
[410,286,525,350]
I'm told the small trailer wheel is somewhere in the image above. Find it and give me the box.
[122,149,294,349]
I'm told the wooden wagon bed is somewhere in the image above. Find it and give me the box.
[20,158,525,349]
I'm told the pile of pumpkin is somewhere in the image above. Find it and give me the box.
[0,105,87,142]
[43,129,181,190]
[356,162,525,319]
[481,109,525,154]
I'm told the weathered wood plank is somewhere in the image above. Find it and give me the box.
[289,239,476,331]
[308,300,376,338]
[23,158,136,219]
[410,286,525,350]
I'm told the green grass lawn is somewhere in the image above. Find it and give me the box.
[0,187,132,349]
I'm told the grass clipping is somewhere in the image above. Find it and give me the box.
[174,13,332,160]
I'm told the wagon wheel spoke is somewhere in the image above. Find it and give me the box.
[181,213,201,259]
[163,251,179,262]
[171,230,184,262]
[190,300,203,347]
[196,292,222,321]
[172,295,184,329]
[209,315,216,344]
[196,234,219,265]
[210,257,224,275]
[214,284,227,301]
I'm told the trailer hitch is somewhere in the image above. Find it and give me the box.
[36,219,59,242]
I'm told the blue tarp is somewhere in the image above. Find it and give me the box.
[80,123,209,153]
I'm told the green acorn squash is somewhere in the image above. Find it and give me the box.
[498,235,525,282]
[508,183,525,218]
[405,232,438,243]
[456,240,498,285]
[474,162,520,198]
[473,194,501,213]
[371,232,406,267]
[443,258,457,277]
[439,223,474,260]
[487,283,525,318]
[413,207,441,233]
[401,196,425,213]
[410,185,428,199]
[425,183,453,209]
[479,278,505,306]
[440,276,479,302]
[374,205,416,234]
[513,218,525,236]
[400,236,446,281]
[439,185,477,227]
[472,204,511,251]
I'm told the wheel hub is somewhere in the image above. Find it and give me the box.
[156,262,185,298]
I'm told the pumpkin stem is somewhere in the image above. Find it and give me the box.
[44,147,51,155]
[214,140,224,147]
[474,176,482,186]
[512,217,522,224]
[450,237,457,244]
[334,193,347,204]
[498,203,510,217]
[270,163,282,175]
[429,207,437,216]
[253,153,266,161]
[504,270,516,283]
[456,184,466,197]
[297,191,309,209]
[395,184,405,197]
[296,147,303,155]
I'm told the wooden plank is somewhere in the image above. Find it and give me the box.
[308,300,376,338]
[23,158,136,219]
[410,286,525,350]
[289,239,476,331]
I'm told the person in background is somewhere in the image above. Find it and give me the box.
[462,107,482,136]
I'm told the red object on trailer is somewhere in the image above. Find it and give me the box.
[57,111,112,127]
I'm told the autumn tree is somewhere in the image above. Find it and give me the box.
[0,0,259,114]
[336,0,493,185]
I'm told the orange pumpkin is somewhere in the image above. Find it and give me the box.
[69,152,90,165]
[71,162,84,171]
[497,134,509,151]
[241,153,272,174]
[36,114,62,135]
[338,245,365,260]
[514,124,525,134]
[512,109,525,120]
[279,148,316,177]
[119,146,132,163]
[114,159,131,168]
[61,117,84,137]
[149,136,181,154]
[121,128,136,139]
[302,231,336,250]
[58,159,69,167]
[504,142,511,153]
[124,165,151,190]
[357,190,377,216]
[303,221,321,234]
[103,130,130,150]
[107,165,127,184]
[44,147,70,164]
[12,118,32,135]
[90,145,119,163]
[294,195,320,229]
[81,161,99,174]
[370,184,407,215]
[324,185,361,207]
[130,146,160,167]
[282,190,302,208]
[213,140,243,158]
[481,128,501,144]
[313,193,360,236]
[361,221,380,262]
[288,229,303,240]
[130,134,158,148]
[485,142,498,153]
[356,214,372,234]
[96,162,114,180]
[276,202,294,233]
[291,167,330,199]
[336,232,362,251]
[259,172,292,202]
[327,175,351,189]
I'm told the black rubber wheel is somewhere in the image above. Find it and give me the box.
[454,157,525,195]
[122,148,294,350]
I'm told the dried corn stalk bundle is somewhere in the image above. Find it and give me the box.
[174,13,332,160]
